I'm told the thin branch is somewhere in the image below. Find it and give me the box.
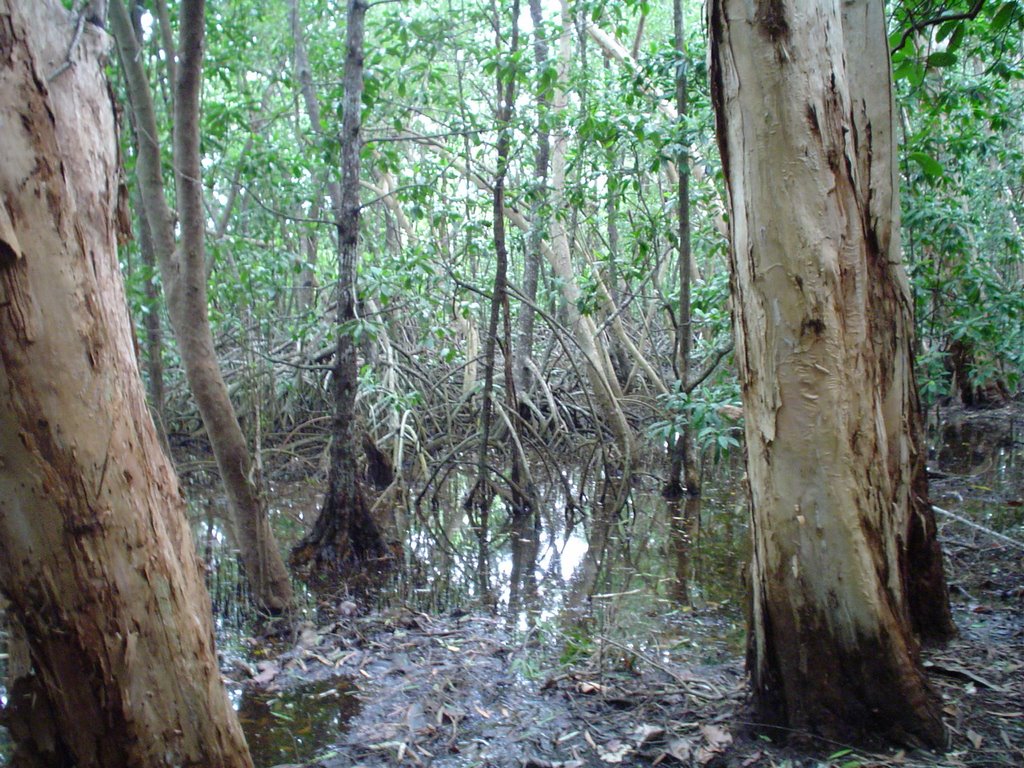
[364,128,483,145]
[684,342,734,393]
[237,182,337,226]
[933,504,1024,551]
[48,9,88,82]
[891,0,987,55]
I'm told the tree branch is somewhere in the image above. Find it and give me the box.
[891,0,987,55]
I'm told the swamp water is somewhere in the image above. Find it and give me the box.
[1,410,1019,766]
[143,455,751,765]
[232,677,359,765]
[207,459,752,766]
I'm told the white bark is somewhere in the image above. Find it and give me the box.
[709,0,946,746]
[548,0,632,464]
[0,2,253,764]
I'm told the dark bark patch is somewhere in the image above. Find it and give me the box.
[0,256,38,343]
[3,672,74,766]
[0,14,15,68]
[707,0,731,190]
[801,316,825,338]
[754,589,947,749]
[805,104,820,139]
[755,0,790,44]
[0,238,17,269]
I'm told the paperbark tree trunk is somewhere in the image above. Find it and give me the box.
[110,0,293,613]
[0,2,253,764]
[839,1,953,641]
[708,0,950,747]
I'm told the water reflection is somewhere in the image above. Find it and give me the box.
[929,412,1024,532]
[232,677,359,767]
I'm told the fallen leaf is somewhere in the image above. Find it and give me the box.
[967,729,983,749]
[598,739,633,763]
[304,651,332,666]
[250,661,279,686]
[405,701,427,732]
[333,650,358,667]
[666,737,693,762]
[700,724,732,750]
[576,681,607,695]
[697,724,733,765]
[634,723,665,746]
[696,746,717,766]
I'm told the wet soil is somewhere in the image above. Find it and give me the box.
[226,403,1023,768]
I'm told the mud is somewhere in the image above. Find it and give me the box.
[226,403,1023,767]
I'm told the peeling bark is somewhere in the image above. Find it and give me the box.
[708,0,949,748]
[0,2,252,763]
[839,0,954,642]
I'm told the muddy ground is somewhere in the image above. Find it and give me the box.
[229,405,1023,768]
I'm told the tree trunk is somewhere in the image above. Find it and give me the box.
[708,0,949,747]
[838,0,954,641]
[465,0,528,608]
[666,0,700,503]
[291,0,389,578]
[548,0,632,479]
[131,182,169,449]
[123,3,168,449]
[110,0,293,614]
[0,3,253,764]
[513,0,549,399]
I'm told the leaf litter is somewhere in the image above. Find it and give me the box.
[225,404,1023,768]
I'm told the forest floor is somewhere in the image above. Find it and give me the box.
[227,403,1023,768]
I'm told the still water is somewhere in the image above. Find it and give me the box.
[1,411,1019,766]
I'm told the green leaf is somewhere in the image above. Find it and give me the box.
[992,2,1016,31]
[893,58,925,86]
[927,51,957,68]
[947,23,965,53]
[909,152,944,178]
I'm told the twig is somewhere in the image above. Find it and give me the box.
[49,9,88,82]
[684,342,734,394]
[891,0,987,55]
[594,635,726,700]
[933,504,1024,551]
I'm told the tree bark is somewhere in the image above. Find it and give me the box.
[110,0,293,613]
[465,0,529,607]
[547,0,632,481]
[0,2,253,764]
[838,0,954,641]
[513,0,549,398]
[131,182,169,449]
[666,0,700,503]
[290,0,389,578]
[709,0,949,747]
[124,3,168,448]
